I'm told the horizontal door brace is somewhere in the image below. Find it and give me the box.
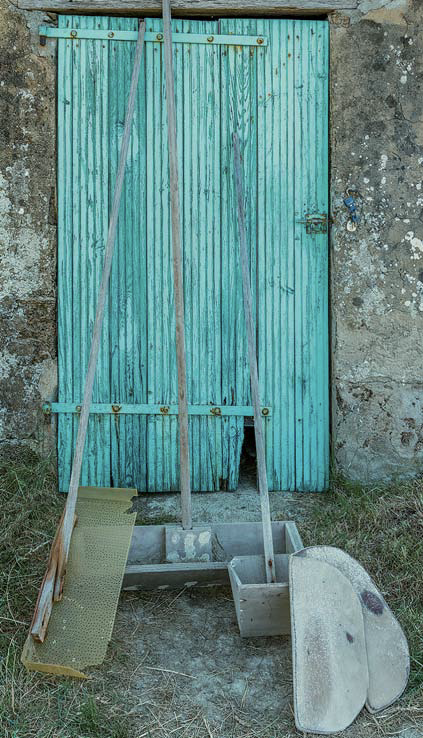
[43,402,271,417]
[38,26,267,46]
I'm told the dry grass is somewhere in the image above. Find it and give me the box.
[0,451,422,737]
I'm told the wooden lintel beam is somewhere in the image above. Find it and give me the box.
[17,0,357,16]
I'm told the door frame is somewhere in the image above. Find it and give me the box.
[22,1,357,16]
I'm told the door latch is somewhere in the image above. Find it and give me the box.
[296,213,330,234]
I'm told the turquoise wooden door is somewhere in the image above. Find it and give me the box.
[56,16,329,493]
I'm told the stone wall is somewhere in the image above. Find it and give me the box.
[0,0,422,482]
[0,0,56,454]
[330,0,423,480]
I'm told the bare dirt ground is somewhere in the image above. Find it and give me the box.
[114,588,293,738]
[109,586,421,738]
[104,468,422,738]
[112,467,300,737]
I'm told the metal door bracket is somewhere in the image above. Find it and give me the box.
[39,26,267,46]
[43,402,271,417]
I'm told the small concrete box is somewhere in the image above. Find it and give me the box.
[228,521,303,638]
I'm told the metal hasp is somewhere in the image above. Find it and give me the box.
[38,25,267,46]
[296,213,330,234]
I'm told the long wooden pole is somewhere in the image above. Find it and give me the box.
[233,133,275,584]
[163,0,192,530]
[31,21,146,642]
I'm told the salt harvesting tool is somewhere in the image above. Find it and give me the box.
[228,134,293,638]
[289,545,410,733]
[227,137,409,735]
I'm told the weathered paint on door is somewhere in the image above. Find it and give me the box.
[57,16,329,493]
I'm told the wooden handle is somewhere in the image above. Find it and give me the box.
[30,21,146,642]
[163,0,192,530]
[233,133,275,584]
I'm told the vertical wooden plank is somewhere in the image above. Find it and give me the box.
[117,17,127,487]
[285,19,296,491]
[119,16,130,487]
[95,16,111,488]
[57,15,73,493]
[84,15,99,487]
[219,26,233,491]
[292,20,329,491]
[155,12,165,491]
[220,17,258,490]
[205,21,222,491]
[162,15,173,492]
[314,21,329,489]
[293,21,303,490]
[167,17,179,492]
[256,17,274,491]
[70,15,83,487]
[145,16,171,492]
[127,16,144,489]
[145,17,157,491]
[108,18,120,487]
[306,21,316,490]
[132,16,148,493]
[151,15,166,491]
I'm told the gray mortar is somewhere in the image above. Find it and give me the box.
[1,0,423,482]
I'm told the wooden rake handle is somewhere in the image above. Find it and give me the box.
[163,0,192,530]
[30,21,146,643]
[233,133,275,584]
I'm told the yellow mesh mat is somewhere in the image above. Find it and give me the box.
[21,486,136,678]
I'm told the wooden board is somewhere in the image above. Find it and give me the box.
[228,554,291,637]
[19,0,358,14]
[124,521,303,589]
[56,15,245,493]
[56,16,329,493]
[290,554,368,733]
[296,546,410,713]
[124,561,229,589]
